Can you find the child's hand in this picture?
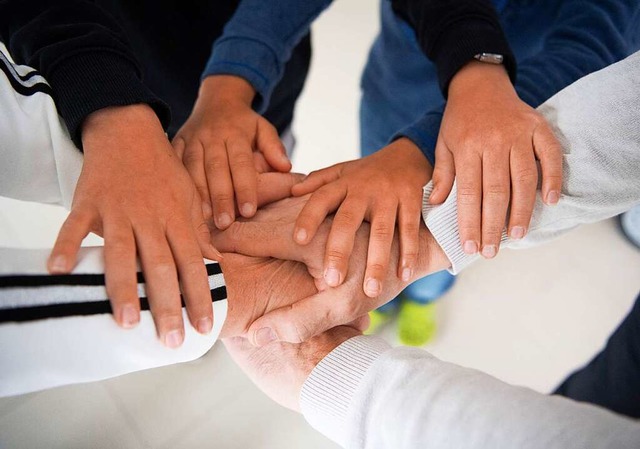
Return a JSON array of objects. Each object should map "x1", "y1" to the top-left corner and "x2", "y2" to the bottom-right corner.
[
  {"x1": 291, "y1": 138, "x2": 432, "y2": 298},
  {"x1": 172, "y1": 75, "x2": 292, "y2": 230},
  {"x1": 432, "y1": 61, "x2": 562, "y2": 259}
]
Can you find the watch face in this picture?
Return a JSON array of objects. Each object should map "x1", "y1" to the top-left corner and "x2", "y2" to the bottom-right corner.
[{"x1": 474, "y1": 53, "x2": 504, "y2": 64}]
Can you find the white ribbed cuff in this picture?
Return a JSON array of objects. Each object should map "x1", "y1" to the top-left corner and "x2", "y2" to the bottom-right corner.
[
  {"x1": 422, "y1": 181, "x2": 508, "y2": 274},
  {"x1": 300, "y1": 336, "x2": 392, "y2": 446}
]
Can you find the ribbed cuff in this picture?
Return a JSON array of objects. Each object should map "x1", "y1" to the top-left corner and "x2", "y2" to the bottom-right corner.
[
  {"x1": 300, "y1": 336, "x2": 391, "y2": 446},
  {"x1": 48, "y1": 51, "x2": 170, "y2": 149},
  {"x1": 393, "y1": 110, "x2": 443, "y2": 166},
  {"x1": 203, "y1": 37, "x2": 281, "y2": 114},
  {"x1": 432, "y1": 21, "x2": 516, "y2": 96},
  {"x1": 422, "y1": 181, "x2": 507, "y2": 274}
]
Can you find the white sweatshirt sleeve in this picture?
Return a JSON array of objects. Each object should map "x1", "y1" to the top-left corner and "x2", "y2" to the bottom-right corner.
[
  {"x1": 423, "y1": 50, "x2": 640, "y2": 274},
  {"x1": 301, "y1": 336, "x2": 640, "y2": 448},
  {"x1": 0, "y1": 247, "x2": 227, "y2": 397}
]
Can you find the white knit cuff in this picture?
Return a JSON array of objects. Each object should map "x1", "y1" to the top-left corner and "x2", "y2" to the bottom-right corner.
[
  {"x1": 300, "y1": 335, "x2": 392, "y2": 446},
  {"x1": 422, "y1": 181, "x2": 508, "y2": 274}
]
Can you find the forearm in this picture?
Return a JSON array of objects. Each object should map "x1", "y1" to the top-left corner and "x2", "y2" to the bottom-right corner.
[
  {"x1": 203, "y1": 0, "x2": 332, "y2": 112},
  {"x1": 0, "y1": 0, "x2": 170, "y2": 148},
  {"x1": 424, "y1": 51, "x2": 640, "y2": 273},
  {"x1": 301, "y1": 336, "x2": 640, "y2": 448},
  {"x1": 0, "y1": 247, "x2": 226, "y2": 396},
  {"x1": 391, "y1": 0, "x2": 516, "y2": 95}
]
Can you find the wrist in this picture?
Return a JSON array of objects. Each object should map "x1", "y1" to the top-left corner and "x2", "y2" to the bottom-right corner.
[
  {"x1": 415, "y1": 223, "x2": 450, "y2": 280},
  {"x1": 218, "y1": 254, "x2": 246, "y2": 338},
  {"x1": 199, "y1": 75, "x2": 256, "y2": 108},
  {"x1": 81, "y1": 104, "x2": 162, "y2": 154},
  {"x1": 448, "y1": 60, "x2": 513, "y2": 98}
]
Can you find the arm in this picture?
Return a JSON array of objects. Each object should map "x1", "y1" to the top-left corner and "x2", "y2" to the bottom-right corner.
[
  {"x1": 0, "y1": 239, "x2": 317, "y2": 397},
  {"x1": 222, "y1": 328, "x2": 640, "y2": 448},
  {"x1": 0, "y1": 0, "x2": 170, "y2": 148},
  {"x1": 397, "y1": 0, "x2": 638, "y2": 259},
  {"x1": 426, "y1": 50, "x2": 640, "y2": 273},
  {"x1": 300, "y1": 335, "x2": 640, "y2": 448},
  {"x1": 0, "y1": 0, "x2": 221, "y2": 345}
]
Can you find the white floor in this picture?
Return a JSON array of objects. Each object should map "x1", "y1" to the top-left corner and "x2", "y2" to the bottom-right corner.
[{"x1": 1, "y1": 1, "x2": 640, "y2": 448}]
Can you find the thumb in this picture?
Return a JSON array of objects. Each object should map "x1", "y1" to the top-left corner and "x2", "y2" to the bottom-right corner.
[
  {"x1": 256, "y1": 172, "x2": 306, "y2": 207},
  {"x1": 429, "y1": 138, "x2": 455, "y2": 205},
  {"x1": 247, "y1": 285, "x2": 374, "y2": 346},
  {"x1": 212, "y1": 220, "x2": 304, "y2": 262},
  {"x1": 256, "y1": 118, "x2": 291, "y2": 172}
]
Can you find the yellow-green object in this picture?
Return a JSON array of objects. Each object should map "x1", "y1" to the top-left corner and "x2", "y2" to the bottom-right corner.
[
  {"x1": 365, "y1": 309, "x2": 394, "y2": 335},
  {"x1": 398, "y1": 301, "x2": 437, "y2": 346}
]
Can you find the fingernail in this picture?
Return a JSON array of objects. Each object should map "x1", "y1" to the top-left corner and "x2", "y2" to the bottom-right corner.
[
  {"x1": 255, "y1": 327, "x2": 277, "y2": 346},
  {"x1": 402, "y1": 268, "x2": 412, "y2": 282},
  {"x1": 295, "y1": 228, "x2": 308, "y2": 243},
  {"x1": 196, "y1": 317, "x2": 212, "y2": 334},
  {"x1": 482, "y1": 245, "x2": 496, "y2": 259},
  {"x1": 217, "y1": 213, "x2": 232, "y2": 228},
  {"x1": 241, "y1": 203, "x2": 255, "y2": 217},
  {"x1": 463, "y1": 241, "x2": 478, "y2": 254},
  {"x1": 324, "y1": 267, "x2": 341, "y2": 287},
  {"x1": 49, "y1": 255, "x2": 68, "y2": 273},
  {"x1": 202, "y1": 202, "x2": 212, "y2": 218},
  {"x1": 164, "y1": 329, "x2": 184, "y2": 349},
  {"x1": 365, "y1": 278, "x2": 381, "y2": 297},
  {"x1": 511, "y1": 226, "x2": 525, "y2": 240},
  {"x1": 547, "y1": 190, "x2": 560, "y2": 205},
  {"x1": 120, "y1": 305, "x2": 139, "y2": 329},
  {"x1": 280, "y1": 153, "x2": 290, "y2": 164}
]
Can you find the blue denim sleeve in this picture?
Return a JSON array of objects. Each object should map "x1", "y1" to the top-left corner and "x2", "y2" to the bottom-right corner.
[
  {"x1": 393, "y1": 106, "x2": 443, "y2": 167},
  {"x1": 202, "y1": 0, "x2": 333, "y2": 113},
  {"x1": 514, "y1": 0, "x2": 640, "y2": 108}
]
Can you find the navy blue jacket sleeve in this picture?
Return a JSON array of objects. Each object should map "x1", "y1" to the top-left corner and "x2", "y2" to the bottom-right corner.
[
  {"x1": 203, "y1": 0, "x2": 516, "y2": 112},
  {"x1": 203, "y1": 0, "x2": 333, "y2": 113},
  {"x1": 397, "y1": 0, "x2": 640, "y2": 165}
]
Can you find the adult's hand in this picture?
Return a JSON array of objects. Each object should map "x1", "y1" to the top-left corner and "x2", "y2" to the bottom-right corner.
[
  {"x1": 172, "y1": 75, "x2": 291, "y2": 229},
  {"x1": 432, "y1": 61, "x2": 562, "y2": 258},
  {"x1": 213, "y1": 195, "x2": 450, "y2": 346},
  {"x1": 223, "y1": 326, "x2": 360, "y2": 411},
  {"x1": 48, "y1": 104, "x2": 220, "y2": 348}
]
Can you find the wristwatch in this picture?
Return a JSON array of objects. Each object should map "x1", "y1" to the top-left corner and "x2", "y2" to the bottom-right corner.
[{"x1": 473, "y1": 52, "x2": 504, "y2": 65}]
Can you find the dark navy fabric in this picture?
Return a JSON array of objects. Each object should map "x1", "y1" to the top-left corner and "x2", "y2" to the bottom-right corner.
[{"x1": 554, "y1": 292, "x2": 640, "y2": 419}]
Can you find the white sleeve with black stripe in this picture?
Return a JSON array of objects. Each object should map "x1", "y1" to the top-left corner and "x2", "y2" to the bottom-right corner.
[{"x1": 0, "y1": 247, "x2": 227, "y2": 397}]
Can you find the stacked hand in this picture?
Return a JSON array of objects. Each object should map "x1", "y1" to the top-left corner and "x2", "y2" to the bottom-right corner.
[
  {"x1": 291, "y1": 138, "x2": 432, "y2": 298},
  {"x1": 172, "y1": 75, "x2": 292, "y2": 229},
  {"x1": 433, "y1": 61, "x2": 562, "y2": 258},
  {"x1": 48, "y1": 104, "x2": 221, "y2": 348},
  {"x1": 213, "y1": 193, "x2": 450, "y2": 346}
]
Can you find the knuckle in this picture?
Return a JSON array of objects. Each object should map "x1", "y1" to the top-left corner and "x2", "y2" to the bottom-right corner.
[
  {"x1": 514, "y1": 168, "x2": 538, "y2": 187},
  {"x1": 367, "y1": 262, "x2": 386, "y2": 274},
  {"x1": 484, "y1": 184, "x2": 510, "y2": 200},
  {"x1": 212, "y1": 192, "x2": 234, "y2": 205},
  {"x1": 150, "y1": 260, "x2": 177, "y2": 278},
  {"x1": 372, "y1": 223, "x2": 393, "y2": 240},
  {"x1": 457, "y1": 186, "x2": 480, "y2": 205},
  {"x1": 326, "y1": 248, "x2": 347, "y2": 264},
  {"x1": 180, "y1": 258, "x2": 206, "y2": 277}
]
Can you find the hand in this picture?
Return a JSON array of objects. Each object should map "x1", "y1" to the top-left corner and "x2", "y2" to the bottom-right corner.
[
  {"x1": 48, "y1": 104, "x2": 220, "y2": 348},
  {"x1": 212, "y1": 195, "x2": 450, "y2": 346},
  {"x1": 291, "y1": 138, "x2": 432, "y2": 297},
  {"x1": 172, "y1": 75, "x2": 291, "y2": 230},
  {"x1": 223, "y1": 326, "x2": 361, "y2": 411},
  {"x1": 432, "y1": 61, "x2": 562, "y2": 259}
]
